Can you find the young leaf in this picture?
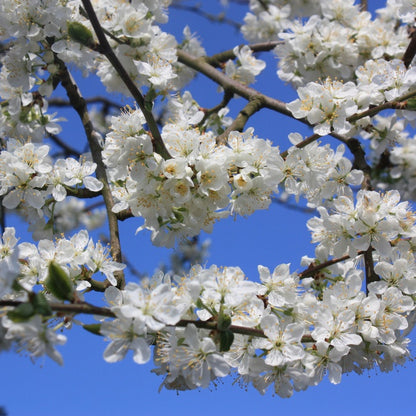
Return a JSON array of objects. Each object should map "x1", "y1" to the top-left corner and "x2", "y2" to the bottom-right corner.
[
  {"x1": 32, "y1": 292, "x2": 52, "y2": 317},
  {"x1": 83, "y1": 323, "x2": 103, "y2": 336},
  {"x1": 45, "y1": 262, "x2": 75, "y2": 302},
  {"x1": 67, "y1": 21, "x2": 94, "y2": 48},
  {"x1": 219, "y1": 329, "x2": 234, "y2": 352},
  {"x1": 7, "y1": 302, "x2": 35, "y2": 323}
]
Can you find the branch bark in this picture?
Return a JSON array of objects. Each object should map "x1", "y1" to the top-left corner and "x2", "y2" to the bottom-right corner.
[
  {"x1": 53, "y1": 57, "x2": 125, "y2": 288},
  {"x1": 80, "y1": 0, "x2": 171, "y2": 160}
]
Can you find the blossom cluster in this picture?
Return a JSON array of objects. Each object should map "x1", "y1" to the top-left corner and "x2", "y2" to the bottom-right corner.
[
  {"x1": 243, "y1": 0, "x2": 408, "y2": 86},
  {"x1": 12, "y1": 228, "x2": 125, "y2": 292},
  {"x1": 308, "y1": 189, "x2": 416, "y2": 258},
  {"x1": 3, "y1": 190, "x2": 414, "y2": 393},
  {"x1": 2, "y1": 188, "x2": 416, "y2": 394},
  {"x1": 100, "y1": 250, "x2": 415, "y2": 396},
  {"x1": 92, "y1": 188, "x2": 416, "y2": 396},
  {"x1": 224, "y1": 45, "x2": 266, "y2": 86},
  {"x1": 2, "y1": 0, "x2": 416, "y2": 400},
  {"x1": 103, "y1": 103, "x2": 363, "y2": 246},
  {"x1": 103, "y1": 106, "x2": 285, "y2": 246},
  {"x1": 0, "y1": 139, "x2": 104, "y2": 239},
  {"x1": 287, "y1": 59, "x2": 416, "y2": 136},
  {"x1": 0, "y1": 0, "x2": 204, "y2": 149}
]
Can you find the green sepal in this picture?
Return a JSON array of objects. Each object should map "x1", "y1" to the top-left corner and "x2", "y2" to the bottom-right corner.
[
  {"x1": 219, "y1": 329, "x2": 234, "y2": 352},
  {"x1": 67, "y1": 21, "x2": 94, "y2": 48},
  {"x1": 32, "y1": 292, "x2": 52, "y2": 317},
  {"x1": 11, "y1": 279, "x2": 25, "y2": 293},
  {"x1": 7, "y1": 302, "x2": 35, "y2": 322},
  {"x1": 45, "y1": 262, "x2": 75, "y2": 301},
  {"x1": 406, "y1": 97, "x2": 416, "y2": 110},
  {"x1": 195, "y1": 298, "x2": 204, "y2": 309},
  {"x1": 83, "y1": 323, "x2": 102, "y2": 336},
  {"x1": 217, "y1": 313, "x2": 232, "y2": 331},
  {"x1": 144, "y1": 88, "x2": 157, "y2": 112}
]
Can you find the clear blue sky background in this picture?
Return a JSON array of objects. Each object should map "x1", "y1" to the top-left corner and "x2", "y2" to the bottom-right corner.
[{"x1": 1, "y1": 2, "x2": 415, "y2": 415}]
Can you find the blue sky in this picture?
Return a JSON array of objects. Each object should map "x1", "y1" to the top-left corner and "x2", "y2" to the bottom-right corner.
[{"x1": 1, "y1": 2, "x2": 416, "y2": 415}]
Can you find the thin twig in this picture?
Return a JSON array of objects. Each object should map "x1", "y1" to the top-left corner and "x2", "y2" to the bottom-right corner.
[
  {"x1": 271, "y1": 196, "x2": 316, "y2": 214},
  {"x1": 216, "y1": 96, "x2": 265, "y2": 144},
  {"x1": 299, "y1": 254, "x2": 354, "y2": 279},
  {"x1": 348, "y1": 89, "x2": 416, "y2": 123},
  {"x1": 198, "y1": 89, "x2": 233, "y2": 128},
  {"x1": 48, "y1": 133, "x2": 81, "y2": 158},
  {"x1": 280, "y1": 133, "x2": 321, "y2": 159},
  {"x1": 364, "y1": 246, "x2": 379, "y2": 293},
  {"x1": 171, "y1": 3, "x2": 241, "y2": 29},
  {"x1": 359, "y1": 0, "x2": 368, "y2": 12},
  {"x1": 48, "y1": 96, "x2": 122, "y2": 110},
  {"x1": 205, "y1": 40, "x2": 283, "y2": 67},
  {"x1": 177, "y1": 49, "x2": 291, "y2": 117}
]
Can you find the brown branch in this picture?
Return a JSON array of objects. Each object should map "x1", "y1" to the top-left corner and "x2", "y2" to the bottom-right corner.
[
  {"x1": 48, "y1": 96, "x2": 121, "y2": 110},
  {"x1": 299, "y1": 254, "x2": 354, "y2": 279},
  {"x1": 257, "y1": 0, "x2": 269, "y2": 11},
  {"x1": 48, "y1": 133, "x2": 81, "y2": 158},
  {"x1": 216, "y1": 95, "x2": 265, "y2": 144},
  {"x1": 0, "y1": 300, "x2": 116, "y2": 318},
  {"x1": 116, "y1": 207, "x2": 133, "y2": 221},
  {"x1": 342, "y1": 136, "x2": 373, "y2": 190},
  {"x1": 364, "y1": 246, "x2": 380, "y2": 293},
  {"x1": 177, "y1": 49, "x2": 292, "y2": 117},
  {"x1": 403, "y1": 26, "x2": 416, "y2": 68},
  {"x1": 280, "y1": 132, "x2": 321, "y2": 159},
  {"x1": 80, "y1": 0, "x2": 171, "y2": 160},
  {"x1": 271, "y1": 196, "x2": 316, "y2": 214},
  {"x1": 0, "y1": 300, "x2": 314, "y2": 343},
  {"x1": 53, "y1": 56, "x2": 124, "y2": 288},
  {"x1": 199, "y1": 89, "x2": 234, "y2": 128},
  {"x1": 205, "y1": 40, "x2": 283, "y2": 67},
  {"x1": 64, "y1": 187, "x2": 101, "y2": 198},
  {"x1": 348, "y1": 89, "x2": 416, "y2": 124},
  {"x1": 177, "y1": 49, "x2": 366, "y2": 148},
  {"x1": 359, "y1": 0, "x2": 368, "y2": 12}
]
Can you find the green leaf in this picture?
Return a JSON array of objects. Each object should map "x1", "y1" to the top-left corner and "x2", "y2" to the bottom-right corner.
[
  {"x1": 83, "y1": 323, "x2": 102, "y2": 336},
  {"x1": 406, "y1": 97, "x2": 416, "y2": 110},
  {"x1": 217, "y1": 313, "x2": 232, "y2": 331},
  {"x1": 32, "y1": 292, "x2": 52, "y2": 317},
  {"x1": 67, "y1": 21, "x2": 94, "y2": 48},
  {"x1": 7, "y1": 302, "x2": 35, "y2": 322},
  {"x1": 11, "y1": 279, "x2": 25, "y2": 293},
  {"x1": 45, "y1": 262, "x2": 75, "y2": 301},
  {"x1": 219, "y1": 329, "x2": 234, "y2": 352}
]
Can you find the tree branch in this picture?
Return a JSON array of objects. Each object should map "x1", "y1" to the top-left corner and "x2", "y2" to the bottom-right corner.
[
  {"x1": 48, "y1": 96, "x2": 121, "y2": 110},
  {"x1": 53, "y1": 56, "x2": 124, "y2": 288},
  {"x1": 359, "y1": 0, "x2": 368, "y2": 12},
  {"x1": 216, "y1": 95, "x2": 265, "y2": 144},
  {"x1": 48, "y1": 133, "x2": 81, "y2": 158},
  {"x1": 80, "y1": 0, "x2": 171, "y2": 160},
  {"x1": 177, "y1": 49, "x2": 292, "y2": 117},
  {"x1": 0, "y1": 300, "x2": 315, "y2": 343},
  {"x1": 205, "y1": 40, "x2": 282, "y2": 67},
  {"x1": 171, "y1": 2, "x2": 241, "y2": 29},
  {"x1": 347, "y1": 89, "x2": 416, "y2": 124},
  {"x1": 364, "y1": 246, "x2": 379, "y2": 294},
  {"x1": 280, "y1": 132, "x2": 321, "y2": 159},
  {"x1": 199, "y1": 89, "x2": 233, "y2": 128},
  {"x1": 403, "y1": 26, "x2": 416, "y2": 68}
]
